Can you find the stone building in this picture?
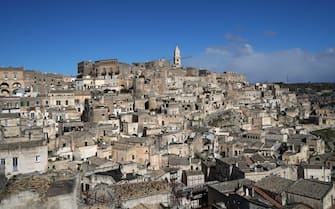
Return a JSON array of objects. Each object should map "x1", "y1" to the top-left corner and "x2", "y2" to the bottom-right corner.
[
  {"x1": 111, "y1": 137, "x2": 151, "y2": 165},
  {"x1": 77, "y1": 59, "x2": 119, "y2": 79},
  {"x1": 0, "y1": 67, "x2": 73, "y2": 96},
  {"x1": 48, "y1": 90, "x2": 75, "y2": 108},
  {"x1": 24, "y1": 70, "x2": 73, "y2": 94},
  {"x1": 1, "y1": 46, "x2": 334, "y2": 209},
  {"x1": 298, "y1": 164, "x2": 331, "y2": 182},
  {"x1": 285, "y1": 179, "x2": 335, "y2": 209},
  {"x1": 181, "y1": 170, "x2": 205, "y2": 187},
  {"x1": 133, "y1": 59, "x2": 171, "y2": 70},
  {"x1": 0, "y1": 67, "x2": 25, "y2": 96},
  {"x1": 0, "y1": 139, "x2": 48, "y2": 177},
  {"x1": 207, "y1": 179, "x2": 265, "y2": 209}
]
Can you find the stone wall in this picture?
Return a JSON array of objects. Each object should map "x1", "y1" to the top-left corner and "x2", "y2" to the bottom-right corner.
[{"x1": 122, "y1": 192, "x2": 170, "y2": 208}]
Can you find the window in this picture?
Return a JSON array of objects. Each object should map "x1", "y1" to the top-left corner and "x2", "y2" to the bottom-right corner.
[
  {"x1": 0, "y1": 159, "x2": 5, "y2": 166},
  {"x1": 35, "y1": 155, "x2": 40, "y2": 163},
  {"x1": 36, "y1": 101, "x2": 40, "y2": 106},
  {"x1": 20, "y1": 101, "x2": 24, "y2": 107},
  {"x1": 13, "y1": 157, "x2": 18, "y2": 171},
  {"x1": 56, "y1": 100, "x2": 61, "y2": 105},
  {"x1": 85, "y1": 184, "x2": 90, "y2": 191},
  {"x1": 65, "y1": 100, "x2": 69, "y2": 105},
  {"x1": 26, "y1": 101, "x2": 30, "y2": 106}
]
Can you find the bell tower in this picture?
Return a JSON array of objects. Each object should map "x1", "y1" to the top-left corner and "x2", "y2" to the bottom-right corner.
[{"x1": 174, "y1": 45, "x2": 181, "y2": 68}]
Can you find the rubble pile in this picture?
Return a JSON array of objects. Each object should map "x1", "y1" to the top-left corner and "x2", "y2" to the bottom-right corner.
[
  {"x1": 7, "y1": 176, "x2": 51, "y2": 195},
  {"x1": 113, "y1": 181, "x2": 169, "y2": 200},
  {"x1": 82, "y1": 204, "x2": 111, "y2": 209}
]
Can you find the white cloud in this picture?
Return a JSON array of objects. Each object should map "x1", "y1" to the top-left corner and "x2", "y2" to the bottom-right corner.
[
  {"x1": 206, "y1": 43, "x2": 254, "y2": 58},
  {"x1": 185, "y1": 44, "x2": 335, "y2": 83},
  {"x1": 239, "y1": 44, "x2": 254, "y2": 56},
  {"x1": 205, "y1": 47, "x2": 231, "y2": 56}
]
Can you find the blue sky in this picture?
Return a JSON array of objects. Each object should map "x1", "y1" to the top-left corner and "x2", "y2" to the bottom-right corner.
[{"x1": 1, "y1": 0, "x2": 335, "y2": 82}]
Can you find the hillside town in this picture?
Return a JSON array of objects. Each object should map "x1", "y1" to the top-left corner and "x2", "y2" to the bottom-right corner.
[{"x1": 0, "y1": 46, "x2": 335, "y2": 209}]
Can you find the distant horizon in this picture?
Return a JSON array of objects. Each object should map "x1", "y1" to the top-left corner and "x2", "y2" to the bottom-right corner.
[
  {"x1": 2, "y1": 60, "x2": 335, "y2": 85},
  {"x1": 1, "y1": 0, "x2": 334, "y2": 82}
]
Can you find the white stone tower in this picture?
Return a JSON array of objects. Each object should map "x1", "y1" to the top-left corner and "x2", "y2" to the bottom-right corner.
[{"x1": 174, "y1": 45, "x2": 181, "y2": 68}]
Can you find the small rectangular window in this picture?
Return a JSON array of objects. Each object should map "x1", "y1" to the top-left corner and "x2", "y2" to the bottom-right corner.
[
  {"x1": 13, "y1": 157, "x2": 18, "y2": 171},
  {"x1": 0, "y1": 159, "x2": 5, "y2": 165},
  {"x1": 35, "y1": 155, "x2": 40, "y2": 163}
]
